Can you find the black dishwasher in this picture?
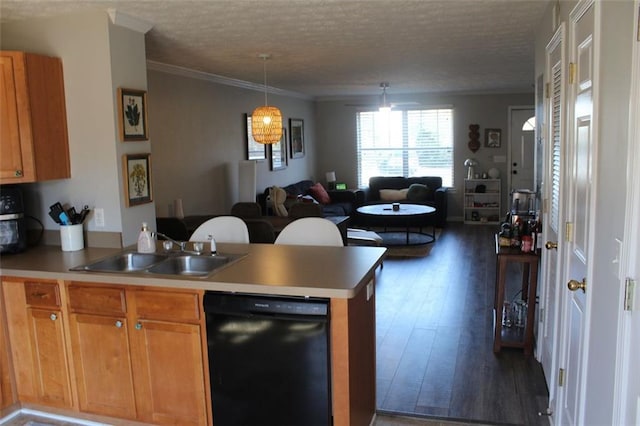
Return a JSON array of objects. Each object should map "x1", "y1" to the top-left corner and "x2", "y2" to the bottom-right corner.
[{"x1": 203, "y1": 292, "x2": 331, "y2": 426}]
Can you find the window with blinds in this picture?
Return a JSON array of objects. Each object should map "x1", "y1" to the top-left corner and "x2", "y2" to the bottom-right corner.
[{"x1": 356, "y1": 109, "x2": 454, "y2": 188}]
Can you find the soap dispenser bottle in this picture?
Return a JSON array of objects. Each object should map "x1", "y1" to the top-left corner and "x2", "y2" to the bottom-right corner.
[{"x1": 137, "y1": 222, "x2": 156, "y2": 253}]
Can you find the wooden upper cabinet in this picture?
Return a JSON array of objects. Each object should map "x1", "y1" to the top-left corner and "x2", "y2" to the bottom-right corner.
[{"x1": 0, "y1": 51, "x2": 70, "y2": 184}]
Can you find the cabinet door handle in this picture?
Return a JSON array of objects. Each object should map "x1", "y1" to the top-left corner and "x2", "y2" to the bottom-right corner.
[
  {"x1": 135, "y1": 322, "x2": 142, "y2": 330},
  {"x1": 31, "y1": 292, "x2": 48, "y2": 298},
  {"x1": 115, "y1": 320, "x2": 123, "y2": 328},
  {"x1": 50, "y1": 313, "x2": 57, "y2": 321},
  {"x1": 15, "y1": 170, "x2": 22, "y2": 177}
]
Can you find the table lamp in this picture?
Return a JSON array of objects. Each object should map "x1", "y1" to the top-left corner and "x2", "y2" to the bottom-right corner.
[
  {"x1": 464, "y1": 159, "x2": 478, "y2": 180},
  {"x1": 326, "y1": 171, "x2": 336, "y2": 190}
]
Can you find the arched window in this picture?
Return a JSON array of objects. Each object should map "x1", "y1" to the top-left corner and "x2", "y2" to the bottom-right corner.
[{"x1": 522, "y1": 116, "x2": 536, "y2": 131}]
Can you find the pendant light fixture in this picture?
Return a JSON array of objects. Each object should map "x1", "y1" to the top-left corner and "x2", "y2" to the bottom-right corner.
[
  {"x1": 252, "y1": 54, "x2": 282, "y2": 144},
  {"x1": 379, "y1": 82, "x2": 392, "y2": 113}
]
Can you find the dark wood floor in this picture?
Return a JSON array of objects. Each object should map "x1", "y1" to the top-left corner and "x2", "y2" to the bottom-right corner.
[{"x1": 374, "y1": 222, "x2": 549, "y2": 425}]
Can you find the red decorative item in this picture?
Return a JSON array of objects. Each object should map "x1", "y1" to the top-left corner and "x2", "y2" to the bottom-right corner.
[{"x1": 468, "y1": 124, "x2": 480, "y2": 153}]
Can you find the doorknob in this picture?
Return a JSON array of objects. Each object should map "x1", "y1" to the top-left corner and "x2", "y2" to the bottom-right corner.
[
  {"x1": 567, "y1": 278, "x2": 586, "y2": 293},
  {"x1": 545, "y1": 241, "x2": 558, "y2": 250}
]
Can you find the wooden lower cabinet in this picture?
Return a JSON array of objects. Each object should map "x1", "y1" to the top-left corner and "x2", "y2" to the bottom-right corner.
[
  {"x1": 0, "y1": 287, "x2": 16, "y2": 411},
  {"x1": 68, "y1": 313, "x2": 137, "y2": 418},
  {"x1": 1, "y1": 278, "x2": 72, "y2": 408},
  {"x1": 130, "y1": 319, "x2": 208, "y2": 425},
  {"x1": 67, "y1": 283, "x2": 209, "y2": 425},
  {"x1": 26, "y1": 307, "x2": 73, "y2": 407}
]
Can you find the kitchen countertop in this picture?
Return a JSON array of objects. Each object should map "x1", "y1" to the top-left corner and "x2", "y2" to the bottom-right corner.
[{"x1": 0, "y1": 243, "x2": 386, "y2": 299}]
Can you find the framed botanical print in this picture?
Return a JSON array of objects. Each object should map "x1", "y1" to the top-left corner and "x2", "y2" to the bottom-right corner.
[
  {"x1": 118, "y1": 88, "x2": 149, "y2": 141},
  {"x1": 289, "y1": 118, "x2": 305, "y2": 158},
  {"x1": 123, "y1": 153, "x2": 152, "y2": 206},
  {"x1": 245, "y1": 114, "x2": 267, "y2": 161},
  {"x1": 269, "y1": 129, "x2": 288, "y2": 171}
]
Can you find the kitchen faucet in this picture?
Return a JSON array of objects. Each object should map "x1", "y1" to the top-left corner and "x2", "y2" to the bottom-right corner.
[{"x1": 154, "y1": 232, "x2": 187, "y2": 251}]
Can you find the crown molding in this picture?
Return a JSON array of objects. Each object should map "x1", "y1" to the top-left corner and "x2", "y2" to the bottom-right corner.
[
  {"x1": 146, "y1": 60, "x2": 314, "y2": 100},
  {"x1": 108, "y1": 9, "x2": 153, "y2": 34}
]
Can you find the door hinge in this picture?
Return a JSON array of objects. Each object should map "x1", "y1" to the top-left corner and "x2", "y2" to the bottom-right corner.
[
  {"x1": 565, "y1": 222, "x2": 573, "y2": 242},
  {"x1": 637, "y1": 5, "x2": 640, "y2": 41},
  {"x1": 558, "y1": 368, "x2": 565, "y2": 387},
  {"x1": 624, "y1": 278, "x2": 636, "y2": 311},
  {"x1": 545, "y1": 82, "x2": 551, "y2": 99},
  {"x1": 539, "y1": 307, "x2": 545, "y2": 323},
  {"x1": 569, "y1": 62, "x2": 576, "y2": 84}
]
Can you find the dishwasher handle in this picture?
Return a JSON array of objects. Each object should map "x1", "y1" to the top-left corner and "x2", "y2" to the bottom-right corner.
[{"x1": 204, "y1": 292, "x2": 329, "y2": 317}]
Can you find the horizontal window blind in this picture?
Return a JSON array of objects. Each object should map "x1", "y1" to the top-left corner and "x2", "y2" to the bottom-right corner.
[{"x1": 356, "y1": 109, "x2": 453, "y2": 188}]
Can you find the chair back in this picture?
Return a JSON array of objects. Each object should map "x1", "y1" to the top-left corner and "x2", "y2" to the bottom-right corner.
[
  {"x1": 274, "y1": 217, "x2": 344, "y2": 246},
  {"x1": 245, "y1": 219, "x2": 276, "y2": 243},
  {"x1": 288, "y1": 202, "x2": 323, "y2": 219},
  {"x1": 189, "y1": 216, "x2": 250, "y2": 243},
  {"x1": 231, "y1": 202, "x2": 262, "y2": 218},
  {"x1": 155, "y1": 217, "x2": 190, "y2": 241}
]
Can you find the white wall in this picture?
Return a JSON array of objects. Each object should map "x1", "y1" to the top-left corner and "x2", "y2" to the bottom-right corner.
[
  {"x1": 108, "y1": 19, "x2": 155, "y2": 246},
  {"x1": 315, "y1": 92, "x2": 534, "y2": 220},
  {"x1": 147, "y1": 68, "x2": 317, "y2": 217},
  {"x1": 585, "y1": 1, "x2": 634, "y2": 423},
  {"x1": 1, "y1": 11, "x2": 153, "y2": 247}
]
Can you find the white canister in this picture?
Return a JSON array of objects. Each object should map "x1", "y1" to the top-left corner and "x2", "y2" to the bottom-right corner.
[{"x1": 60, "y1": 224, "x2": 84, "y2": 251}]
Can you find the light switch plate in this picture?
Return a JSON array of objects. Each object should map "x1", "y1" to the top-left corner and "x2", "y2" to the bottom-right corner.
[{"x1": 94, "y1": 208, "x2": 105, "y2": 227}]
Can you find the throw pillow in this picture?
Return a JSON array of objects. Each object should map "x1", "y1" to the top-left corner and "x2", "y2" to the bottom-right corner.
[
  {"x1": 379, "y1": 188, "x2": 409, "y2": 201},
  {"x1": 308, "y1": 182, "x2": 331, "y2": 204},
  {"x1": 269, "y1": 186, "x2": 288, "y2": 217},
  {"x1": 406, "y1": 183, "x2": 433, "y2": 202}
]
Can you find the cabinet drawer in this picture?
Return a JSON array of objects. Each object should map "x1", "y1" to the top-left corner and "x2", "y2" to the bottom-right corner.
[
  {"x1": 24, "y1": 281, "x2": 60, "y2": 307},
  {"x1": 135, "y1": 290, "x2": 200, "y2": 322},
  {"x1": 67, "y1": 284, "x2": 126, "y2": 315}
]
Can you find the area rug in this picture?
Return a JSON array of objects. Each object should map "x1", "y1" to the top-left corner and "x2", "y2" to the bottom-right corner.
[{"x1": 379, "y1": 229, "x2": 441, "y2": 258}]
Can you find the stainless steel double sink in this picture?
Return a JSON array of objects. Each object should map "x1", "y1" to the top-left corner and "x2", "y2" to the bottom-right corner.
[{"x1": 71, "y1": 251, "x2": 246, "y2": 278}]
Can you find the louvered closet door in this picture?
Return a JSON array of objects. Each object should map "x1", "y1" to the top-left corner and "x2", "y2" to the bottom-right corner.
[{"x1": 539, "y1": 22, "x2": 565, "y2": 403}]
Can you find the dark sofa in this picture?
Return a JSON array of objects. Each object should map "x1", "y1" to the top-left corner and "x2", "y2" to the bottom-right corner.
[
  {"x1": 358, "y1": 176, "x2": 448, "y2": 227},
  {"x1": 257, "y1": 179, "x2": 364, "y2": 217}
]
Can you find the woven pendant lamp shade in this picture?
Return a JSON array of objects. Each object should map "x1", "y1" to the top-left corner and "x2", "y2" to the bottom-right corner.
[{"x1": 251, "y1": 106, "x2": 282, "y2": 144}]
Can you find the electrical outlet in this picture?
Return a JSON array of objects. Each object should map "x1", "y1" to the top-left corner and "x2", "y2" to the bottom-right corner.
[
  {"x1": 366, "y1": 281, "x2": 374, "y2": 301},
  {"x1": 94, "y1": 208, "x2": 105, "y2": 227}
]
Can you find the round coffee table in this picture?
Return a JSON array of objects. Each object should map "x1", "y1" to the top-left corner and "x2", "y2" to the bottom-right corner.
[{"x1": 356, "y1": 204, "x2": 436, "y2": 245}]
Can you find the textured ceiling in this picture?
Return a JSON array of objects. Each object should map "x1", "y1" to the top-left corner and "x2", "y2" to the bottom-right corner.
[{"x1": 0, "y1": 0, "x2": 549, "y2": 98}]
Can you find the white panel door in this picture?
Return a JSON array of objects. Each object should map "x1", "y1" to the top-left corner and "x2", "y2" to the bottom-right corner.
[
  {"x1": 509, "y1": 108, "x2": 535, "y2": 191},
  {"x1": 539, "y1": 23, "x2": 565, "y2": 410},
  {"x1": 558, "y1": 2, "x2": 595, "y2": 425}
]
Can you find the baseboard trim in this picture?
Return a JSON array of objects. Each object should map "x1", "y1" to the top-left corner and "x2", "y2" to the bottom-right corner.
[{"x1": 0, "y1": 408, "x2": 108, "y2": 425}]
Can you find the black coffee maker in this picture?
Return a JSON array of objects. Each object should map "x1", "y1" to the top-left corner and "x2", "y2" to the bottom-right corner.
[{"x1": 0, "y1": 186, "x2": 28, "y2": 254}]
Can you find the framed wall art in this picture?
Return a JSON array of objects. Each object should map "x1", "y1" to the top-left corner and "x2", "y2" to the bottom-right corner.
[
  {"x1": 245, "y1": 114, "x2": 267, "y2": 161},
  {"x1": 118, "y1": 88, "x2": 149, "y2": 141},
  {"x1": 289, "y1": 118, "x2": 305, "y2": 158},
  {"x1": 123, "y1": 153, "x2": 153, "y2": 206},
  {"x1": 485, "y1": 128, "x2": 502, "y2": 148},
  {"x1": 269, "y1": 129, "x2": 288, "y2": 171}
]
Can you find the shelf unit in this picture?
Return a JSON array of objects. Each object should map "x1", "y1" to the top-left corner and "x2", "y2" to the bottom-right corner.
[{"x1": 464, "y1": 179, "x2": 501, "y2": 224}]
